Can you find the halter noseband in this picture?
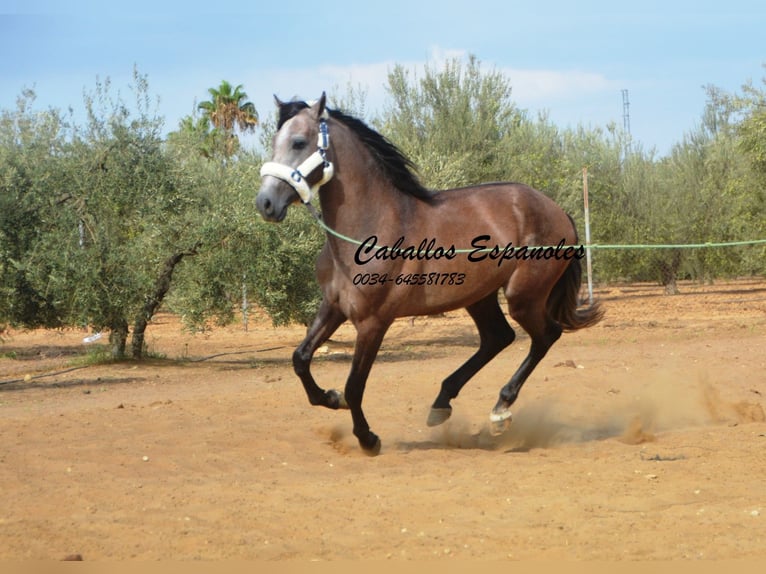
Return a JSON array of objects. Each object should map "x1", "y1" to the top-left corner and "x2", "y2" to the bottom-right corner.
[{"x1": 259, "y1": 111, "x2": 335, "y2": 204}]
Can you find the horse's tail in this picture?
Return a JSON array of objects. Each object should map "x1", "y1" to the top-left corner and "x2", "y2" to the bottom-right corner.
[{"x1": 546, "y1": 216, "x2": 604, "y2": 331}]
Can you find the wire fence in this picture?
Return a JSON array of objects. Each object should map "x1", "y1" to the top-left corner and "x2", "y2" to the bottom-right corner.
[
  {"x1": 582, "y1": 238, "x2": 766, "y2": 302},
  {"x1": 579, "y1": 168, "x2": 766, "y2": 301},
  {"x1": 588, "y1": 239, "x2": 766, "y2": 250}
]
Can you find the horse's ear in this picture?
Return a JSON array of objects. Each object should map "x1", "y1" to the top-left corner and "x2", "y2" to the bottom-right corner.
[
  {"x1": 273, "y1": 94, "x2": 285, "y2": 108},
  {"x1": 312, "y1": 92, "x2": 327, "y2": 118}
]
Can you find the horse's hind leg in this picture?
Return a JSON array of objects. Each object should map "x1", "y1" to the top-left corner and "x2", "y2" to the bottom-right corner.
[
  {"x1": 490, "y1": 294, "x2": 562, "y2": 435},
  {"x1": 293, "y1": 298, "x2": 348, "y2": 409},
  {"x1": 428, "y1": 292, "x2": 515, "y2": 426}
]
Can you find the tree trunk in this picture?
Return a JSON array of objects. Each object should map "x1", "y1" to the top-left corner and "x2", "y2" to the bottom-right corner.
[
  {"x1": 659, "y1": 250, "x2": 682, "y2": 295},
  {"x1": 131, "y1": 243, "x2": 200, "y2": 359},
  {"x1": 110, "y1": 317, "x2": 129, "y2": 359},
  {"x1": 242, "y1": 278, "x2": 249, "y2": 332}
]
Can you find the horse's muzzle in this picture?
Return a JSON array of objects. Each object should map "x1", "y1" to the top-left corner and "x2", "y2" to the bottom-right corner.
[{"x1": 256, "y1": 178, "x2": 295, "y2": 222}]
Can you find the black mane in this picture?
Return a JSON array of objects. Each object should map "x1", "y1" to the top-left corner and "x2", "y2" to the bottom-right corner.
[
  {"x1": 276, "y1": 100, "x2": 436, "y2": 202},
  {"x1": 276, "y1": 100, "x2": 309, "y2": 130}
]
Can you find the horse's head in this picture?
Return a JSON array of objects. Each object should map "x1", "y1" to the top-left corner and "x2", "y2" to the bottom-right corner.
[{"x1": 256, "y1": 93, "x2": 334, "y2": 222}]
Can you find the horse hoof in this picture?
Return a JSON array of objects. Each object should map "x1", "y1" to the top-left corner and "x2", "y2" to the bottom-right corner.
[
  {"x1": 489, "y1": 408, "x2": 512, "y2": 436},
  {"x1": 326, "y1": 389, "x2": 348, "y2": 409},
  {"x1": 361, "y1": 435, "x2": 382, "y2": 456},
  {"x1": 426, "y1": 407, "x2": 452, "y2": 427}
]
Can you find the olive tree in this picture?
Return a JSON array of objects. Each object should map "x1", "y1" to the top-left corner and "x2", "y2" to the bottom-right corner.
[{"x1": 378, "y1": 54, "x2": 523, "y2": 189}]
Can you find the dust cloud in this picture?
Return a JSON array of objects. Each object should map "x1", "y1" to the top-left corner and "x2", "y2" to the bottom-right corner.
[{"x1": 427, "y1": 375, "x2": 764, "y2": 452}]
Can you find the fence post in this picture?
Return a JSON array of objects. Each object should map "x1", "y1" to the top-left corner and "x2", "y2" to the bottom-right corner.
[{"x1": 582, "y1": 167, "x2": 594, "y2": 305}]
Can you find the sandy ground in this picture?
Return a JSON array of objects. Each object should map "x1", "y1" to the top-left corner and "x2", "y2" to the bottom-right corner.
[{"x1": 1, "y1": 279, "x2": 765, "y2": 561}]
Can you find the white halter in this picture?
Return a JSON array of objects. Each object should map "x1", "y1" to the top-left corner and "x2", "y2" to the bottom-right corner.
[{"x1": 259, "y1": 111, "x2": 335, "y2": 204}]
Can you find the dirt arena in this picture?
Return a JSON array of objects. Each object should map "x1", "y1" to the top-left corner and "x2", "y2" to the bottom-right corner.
[{"x1": 1, "y1": 279, "x2": 765, "y2": 560}]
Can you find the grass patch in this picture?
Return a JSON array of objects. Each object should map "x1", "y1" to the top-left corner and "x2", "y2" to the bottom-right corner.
[
  {"x1": 67, "y1": 345, "x2": 115, "y2": 367},
  {"x1": 143, "y1": 349, "x2": 167, "y2": 360}
]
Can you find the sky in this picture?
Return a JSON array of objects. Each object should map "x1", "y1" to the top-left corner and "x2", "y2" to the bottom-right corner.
[{"x1": 1, "y1": 0, "x2": 764, "y2": 156}]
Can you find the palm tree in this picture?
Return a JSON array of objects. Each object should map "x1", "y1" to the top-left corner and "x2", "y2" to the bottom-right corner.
[
  {"x1": 197, "y1": 81, "x2": 258, "y2": 157},
  {"x1": 197, "y1": 81, "x2": 259, "y2": 328}
]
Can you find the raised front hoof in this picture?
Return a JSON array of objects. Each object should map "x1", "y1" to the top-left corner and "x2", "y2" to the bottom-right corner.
[
  {"x1": 325, "y1": 389, "x2": 349, "y2": 410},
  {"x1": 489, "y1": 408, "x2": 512, "y2": 436},
  {"x1": 359, "y1": 433, "x2": 382, "y2": 456},
  {"x1": 426, "y1": 406, "x2": 452, "y2": 427}
]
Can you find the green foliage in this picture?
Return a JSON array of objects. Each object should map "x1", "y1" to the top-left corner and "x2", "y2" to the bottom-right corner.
[
  {"x1": 165, "y1": 153, "x2": 324, "y2": 329},
  {"x1": 245, "y1": 208, "x2": 324, "y2": 326},
  {"x1": 376, "y1": 55, "x2": 766, "y2": 288},
  {"x1": 379, "y1": 55, "x2": 523, "y2": 188},
  {"x1": 166, "y1": 114, "x2": 222, "y2": 159},
  {"x1": 0, "y1": 90, "x2": 69, "y2": 326},
  {"x1": 1, "y1": 72, "x2": 324, "y2": 355},
  {"x1": 734, "y1": 73, "x2": 766, "y2": 258},
  {"x1": 0, "y1": 72, "x2": 230, "y2": 357},
  {"x1": 68, "y1": 344, "x2": 115, "y2": 367},
  {"x1": 59, "y1": 72, "x2": 217, "y2": 355},
  {"x1": 739, "y1": 100, "x2": 766, "y2": 175}
]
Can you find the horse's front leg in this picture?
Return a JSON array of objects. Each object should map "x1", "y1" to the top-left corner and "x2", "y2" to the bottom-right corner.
[
  {"x1": 344, "y1": 319, "x2": 391, "y2": 455},
  {"x1": 293, "y1": 299, "x2": 348, "y2": 409}
]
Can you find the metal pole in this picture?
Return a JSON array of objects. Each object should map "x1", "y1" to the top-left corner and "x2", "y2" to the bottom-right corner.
[{"x1": 582, "y1": 167, "x2": 594, "y2": 305}]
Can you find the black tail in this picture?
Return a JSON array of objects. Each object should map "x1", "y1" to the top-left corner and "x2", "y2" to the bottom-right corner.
[
  {"x1": 547, "y1": 215, "x2": 603, "y2": 331},
  {"x1": 548, "y1": 256, "x2": 603, "y2": 331}
]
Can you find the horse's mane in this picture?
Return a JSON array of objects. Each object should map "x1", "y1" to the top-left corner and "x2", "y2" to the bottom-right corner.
[{"x1": 277, "y1": 100, "x2": 436, "y2": 202}]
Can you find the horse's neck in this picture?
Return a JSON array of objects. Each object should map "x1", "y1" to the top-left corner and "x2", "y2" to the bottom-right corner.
[{"x1": 318, "y1": 144, "x2": 411, "y2": 247}]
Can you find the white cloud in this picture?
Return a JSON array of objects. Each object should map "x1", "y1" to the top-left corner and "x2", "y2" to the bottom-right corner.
[{"x1": 501, "y1": 68, "x2": 617, "y2": 105}]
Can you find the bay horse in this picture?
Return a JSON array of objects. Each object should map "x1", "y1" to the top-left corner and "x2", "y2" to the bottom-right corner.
[{"x1": 257, "y1": 93, "x2": 602, "y2": 455}]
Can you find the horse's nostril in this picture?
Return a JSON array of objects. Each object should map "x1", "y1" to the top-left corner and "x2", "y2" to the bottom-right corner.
[{"x1": 257, "y1": 193, "x2": 273, "y2": 217}]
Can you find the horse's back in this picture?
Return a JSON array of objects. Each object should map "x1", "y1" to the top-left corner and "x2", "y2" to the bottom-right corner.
[{"x1": 420, "y1": 181, "x2": 576, "y2": 247}]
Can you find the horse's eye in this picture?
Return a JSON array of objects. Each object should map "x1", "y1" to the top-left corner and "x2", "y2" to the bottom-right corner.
[{"x1": 291, "y1": 138, "x2": 308, "y2": 151}]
